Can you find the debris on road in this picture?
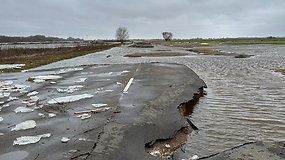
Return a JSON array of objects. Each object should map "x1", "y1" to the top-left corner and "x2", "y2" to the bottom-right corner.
[
  {"x1": 53, "y1": 67, "x2": 83, "y2": 74},
  {"x1": 13, "y1": 133, "x2": 51, "y2": 146},
  {"x1": 56, "y1": 85, "x2": 84, "y2": 93},
  {"x1": 61, "y1": 137, "x2": 70, "y2": 143},
  {"x1": 14, "y1": 107, "x2": 34, "y2": 113},
  {"x1": 48, "y1": 113, "x2": 56, "y2": 118},
  {"x1": 47, "y1": 94, "x2": 93, "y2": 104},
  {"x1": 74, "y1": 107, "x2": 111, "y2": 114},
  {"x1": 76, "y1": 113, "x2": 91, "y2": 120},
  {"x1": 0, "y1": 64, "x2": 25, "y2": 70},
  {"x1": 11, "y1": 120, "x2": 36, "y2": 131},
  {"x1": 38, "y1": 113, "x2": 45, "y2": 117},
  {"x1": 27, "y1": 91, "x2": 39, "y2": 96},
  {"x1": 75, "y1": 78, "x2": 87, "y2": 83},
  {"x1": 92, "y1": 104, "x2": 107, "y2": 108},
  {"x1": 28, "y1": 75, "x2": 62, "y2": 83}
]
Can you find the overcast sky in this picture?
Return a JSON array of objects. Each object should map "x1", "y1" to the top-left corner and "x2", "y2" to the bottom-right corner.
[{"x1": 1, "y1": 0, "x2": 285, "y2": 39}]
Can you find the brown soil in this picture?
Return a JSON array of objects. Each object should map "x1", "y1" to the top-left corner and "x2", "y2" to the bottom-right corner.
[
  {"x1": 145, "y1": 126, "x2": 193, "y2": 158},
  {"x1": 124, "y1": 52, "x2": 188, "y2": 57}
]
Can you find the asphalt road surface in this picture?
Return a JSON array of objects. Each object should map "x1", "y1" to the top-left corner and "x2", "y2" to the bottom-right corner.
[{"x1": 0, "y1": 63, "x2": 205, "y2": 160}]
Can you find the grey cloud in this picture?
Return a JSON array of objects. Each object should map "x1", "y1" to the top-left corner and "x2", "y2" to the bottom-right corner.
[{"x1": 1, "y1": 0, "x2": 285, "y2": 39}]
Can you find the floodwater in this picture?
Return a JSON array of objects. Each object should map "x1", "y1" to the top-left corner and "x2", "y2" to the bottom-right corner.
[
  {"x1": 0, "y1": 41, "x2": 95, "y2": 50},
  {"x1": 30, "y1": 44, "x2": 285, "y2": 158}
]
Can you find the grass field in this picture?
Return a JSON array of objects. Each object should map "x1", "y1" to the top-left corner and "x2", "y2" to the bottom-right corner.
[{"x1": 0, "y1": 43, "x2": 119, "y2": 72}]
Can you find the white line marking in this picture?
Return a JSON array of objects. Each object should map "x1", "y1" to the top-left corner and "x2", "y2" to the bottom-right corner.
[{"x1": 123, "y1": 78, "x2": 134, "y2": 93}]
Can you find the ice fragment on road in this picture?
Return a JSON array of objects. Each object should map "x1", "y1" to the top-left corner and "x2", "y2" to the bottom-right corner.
[
  {"x1": 27, "y1": 91, "x2": 39, "y2": 96},
  {"x1": 92, "y1": 104, "x2": 108, "y2": 108},
  {"x1": 3, "y1": 103, "x2": 9, "y2": 107},
  {"x1": 57, "y1": 85, "x2": 84, "y2": 93},
  {"x1": 13, "y1": 133, "x2": 51, "y2": 146},
  {"x1": 121, "y1": 70, "x2": 130, "y2": 74},
  {"x1": 28, "y1": 75, "x2": 62, "y2": 82},
  {"x1": 61, "y1": 137, "x2": 70, "y2": 143},
  {"x1": 38, "y1": 113, "x2": 45, "y2": 117},
  {"x1": 77, "y1": 113, "x2": 91, "y2": 120},
  {"x1": 56, "y1": 88, "x2": 64, "y2": 93},
  {"x1": 78, "y1": 137, "x2": 87, "y2": 141},
  {"x1": 11, "y1": 120, "x2": 36, "y2": 131},
  {"x1": 116, "y1": 82, "x2": 122, "y2": 85},
  {"x1": 14, "y1": 107, "x2": 34, "y2": 113},
  {"x1": 48, "y1": 113, "x2": 56, "y2": 118},
  {"x1": 0, "y1": 64, "x2": 25, "y2": 69},
  {"x1": 75, "y1": 78, "x2": 87, "y2": 83},
  {"x1": 191, "y1": 155, "x2": 199, "y2": 160},
  {"x1": 47, "y1": 94, "x2": 93, "y2": 104},
  {"x1": 54, "y1": 67, "x2": 83, "y2": 74},
  {"x1": 0, "y1": 117, "x2": 3, "y2": 122},
  {"x1": 7, "y1": 96, "x2": 19, "y2": 102}
]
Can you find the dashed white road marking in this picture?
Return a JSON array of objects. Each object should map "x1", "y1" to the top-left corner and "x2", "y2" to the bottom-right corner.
[{"x1": 123, "y1": 78, "x2": 134, "y2": 93}]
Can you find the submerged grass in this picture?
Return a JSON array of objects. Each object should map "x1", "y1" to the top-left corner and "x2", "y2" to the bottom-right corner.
[
  {"x1": 124, "y1": 52, "x2": 188, "y2": 57},
  {"x1": 169, "y1": 37, "x2": 285, "y2": 46},
  {"x1": 0, "y1": 43, "x2": 119, "y2": 72},
  {"x1": 187, "y1": 49, "x2": 221, "y2": 55}
]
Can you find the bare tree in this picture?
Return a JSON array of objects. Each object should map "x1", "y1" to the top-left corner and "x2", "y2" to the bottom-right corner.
[
  {"x1": 116, "y1": 27, "x2": 129, "y2": 43},
  {"x1": 162, "y1": 32, "x2": 173, "y2": 41}
]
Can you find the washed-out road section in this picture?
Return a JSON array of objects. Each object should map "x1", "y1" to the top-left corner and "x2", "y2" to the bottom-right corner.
[{"x1": 0, "y1": 63, "x2": 205, "y2": 160}]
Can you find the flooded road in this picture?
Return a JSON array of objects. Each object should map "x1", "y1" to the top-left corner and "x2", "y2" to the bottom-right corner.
[{"x1": 34, "y1": 44, "x2": 285, "y2": 158}]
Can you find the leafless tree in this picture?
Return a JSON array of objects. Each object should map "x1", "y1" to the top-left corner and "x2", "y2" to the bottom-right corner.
[
  {"x1": 162, "y1": 32, "x2": 173, "y2": 41},
  {"x1": 116, "y1": 27, "x2": 129, "y2": 43}
]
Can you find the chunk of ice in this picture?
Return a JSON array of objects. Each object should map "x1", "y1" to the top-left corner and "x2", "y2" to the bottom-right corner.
[
  {"x1": 13, "y1": 133, "x2": 51, "y2": 146},
  {"x1": 3, "y1": 103, "x2": 9, "y2": 107},
  {"x1": 14, "y1": 107, "x2": 34, "y2": 113},
  {"x1": 56, "y1": 85, "x2": 83, "y2": 93},
  {"x1": 61, "y1": 137, "x2": 70, "y2": 143},
  {"x1": 0, "y1": 116, "x2": 3, "y2": 122},
  {"x1": 47, "y1": 94, "x2": 93, "y2": 104},
  {"x1": 7, "y1": 96, "x2": 19, "y2": 102},
  {"x1": 11, "y1": 120, "x2": 36, "y2": 131},
  {"x1": 48, "y1": 113, "x2": 56, "y2": 118},
  {"x1": 38, "y1": 113, "x2": 45, "y2": 117},
  {"x1": 54, "y1": 67, "x2": 83, "y2": 74},
  {"x1": 0, "y1": 64, "x2": 25, "y2": 69},
  {"x1": 27, "y1": 91, "x2": 39, "y2": 96},
  {"x1": 75, "y1": 78, "x2": 87, "y2": 83},
  {"x1": 77, "y1": 113, "x2": 91, "y2": 120},
  {"x1": 29, "y1": 75, "x2": 62, "y2": 83},
  {"x1": 191, "y1": 155, "x2": 199, "y2": 160},
  {"x1": 92, "y1": 104, "x2": 108, "y2": 108}
]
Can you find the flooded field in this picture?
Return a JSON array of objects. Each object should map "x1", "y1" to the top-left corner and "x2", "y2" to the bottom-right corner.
[{"x1": 22, "y1": 44, "x2": 285, "y2": 158}]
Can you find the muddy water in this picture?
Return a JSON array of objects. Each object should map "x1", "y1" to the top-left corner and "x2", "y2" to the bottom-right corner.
[
  {"x1": 35, "y1": 44, "x2": 285, "y2": 158},
  {"x1": 180, "y1": 45, "x2": 285, "y2": 158}
]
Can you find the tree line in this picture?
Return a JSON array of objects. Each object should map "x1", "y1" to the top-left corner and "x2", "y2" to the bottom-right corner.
[{"x1": 0, "y1": 35, "x2": 84, "y2": 43}]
